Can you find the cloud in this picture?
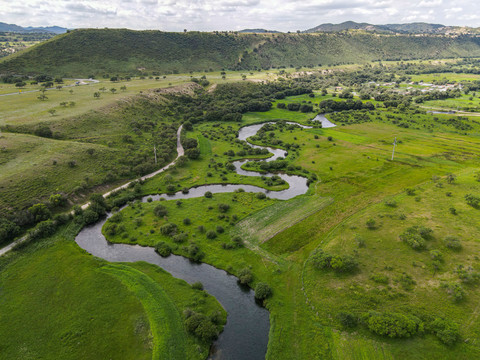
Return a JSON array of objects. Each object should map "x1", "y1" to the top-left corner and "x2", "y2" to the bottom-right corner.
[{"x1": 0, "y1": 0, "x2": 478, "y2": 31}]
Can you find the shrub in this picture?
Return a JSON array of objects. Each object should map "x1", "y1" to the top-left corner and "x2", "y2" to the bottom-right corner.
[
  {"x1": 191, "y1": 282, "x2": 204, "y2": 290},
  {"x1": 355, "y1": 234, "x2": 366, "y2": 248},
  {"x1": 444, "y1": 236, "x2": 462, "y2": 251},
  {"x1": 337, "y1": 312, "x2": 358, "y2": 328},
  {"x1": 465, "y1": 194, "x2": 480, "y2": 208},
  {"x1": 232, "y1": 236, "x2": 244, "y2": 247},
  {"x1": 370, "y1": 273, "x2": 389, "y2": 284},
  {"x1": 185, "y1": 243, "x2": 205, "y2": 261},
  {"x1": 82, "y1": 209, "x2": 99, "y2": 225},
  {"x1": 256, "y1": 192, "x2": 266, "y2": 199},
  {"x1": 160, "y1": 223, "x2": 177, "y2": 236},
  {"x1": 183, "y1": 217, "x2": 191, "y2": 225},
  {"x1": 0, "y1": 217, "x2": 20, "y2": 245},
  {"x1": 155, "y1": 242, "x2": 172, "y2": 257},
  {"x1": 366, "y1": 218, "x2": 376, "y2": 229},
  {"x1": 429, "y1": 318, "x2": 460, "y2": 346},
  {"x1": 311, "y1": 249, "x2": 332, "y2": 270},
  {"x1": 405, "y1": 188, "x2": 416, "y2": 196},
  {"x1": 204, "y1": 191, "x2": 213, "y2": 198},
  {"x1": 206, "y1": 230, "x2": 217, "y2": 239},
  {"x1": 441, "y1": 282, "x2": 465, "y2": 302},
  {"x1": 173, "y1": 233, "x2": 188, "y2": 243},
  {"x1": 363, "y1": 311, "x2": 420, "y2": 338},
  {"x1": 218, "y1": 203, "x2": 230, "y2": 213},
  {"x1": 400, "y1": 227, "x2": 429, "y2": 250},
  {"x1": 216, "y1": 226, "x2": 224, "y2": 234},
  {"x1": 254, "y1": 282, "x2": 272, "y2": 300},
  {"x1": 238, "y1": 268, "x2": 253, "y2": 285},
  {"x1": 384, "y1": 199, "x2": 397, "y2": 207}
]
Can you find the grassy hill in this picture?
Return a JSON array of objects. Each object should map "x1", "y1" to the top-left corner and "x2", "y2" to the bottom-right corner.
[{"x1": 1, "y1": 29, "x2": 480, "y2": 76}]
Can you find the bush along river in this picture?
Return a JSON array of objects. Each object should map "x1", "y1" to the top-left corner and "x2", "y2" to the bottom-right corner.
[{"x1": 75, "y1": 117, "x2": 334, "y2": 359}]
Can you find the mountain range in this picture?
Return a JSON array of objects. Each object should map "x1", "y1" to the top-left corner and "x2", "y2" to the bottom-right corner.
[
  {"x1": 304, "y1": 21, "x2": 479, "y2": 34},
  {"x1": 0, "y1": 22, "x2": 67, "y2": 34}
]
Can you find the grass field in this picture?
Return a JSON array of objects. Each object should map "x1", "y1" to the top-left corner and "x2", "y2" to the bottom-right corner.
[
  {"x1": 0, "y1": 132, "x2": 124, "y2": 213},
  {"x1": 107, "y1": 102, "x2": 480, "y2": 359},
  {"x1": 0, "y1": 223, "x2": 225, "y2": 360},
  {"x1": 3, "y1": 66, "x2": 480, "y2": 360},
  {"x1": 0, "y1": 72, "x2": 274, "y2": 127}
]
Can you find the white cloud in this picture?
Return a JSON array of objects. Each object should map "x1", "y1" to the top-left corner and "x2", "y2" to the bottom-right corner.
[{"x1": 0, "y1": 0, "x2": 478, "y2": 31}]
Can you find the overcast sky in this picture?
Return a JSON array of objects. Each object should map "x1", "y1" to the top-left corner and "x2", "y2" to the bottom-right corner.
[{"x1": 1, "y1": 0, "x2": 478, "y2": 31}]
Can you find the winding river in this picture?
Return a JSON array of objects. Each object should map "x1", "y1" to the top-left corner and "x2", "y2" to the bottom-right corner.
[{"x1": 75, "y1": 116, "x2": 334, "y2": 359}]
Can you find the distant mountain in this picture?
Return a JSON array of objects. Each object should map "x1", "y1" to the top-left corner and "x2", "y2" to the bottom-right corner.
[
  {"x1": 0, "y1": 22, "x2": 67, "y2": 34},
  {"x1": 305, "y1": 21, "x2": 383, "y2": 33},
  {"x1": 383, "y1": 22, "x2": 445, "y2": 34},
  {"x1": 238, "y1": 29, "x2": 281, "y2": 33},
  {"x1": 305, "y1": 21, "x2": 479, "y2": 35}
]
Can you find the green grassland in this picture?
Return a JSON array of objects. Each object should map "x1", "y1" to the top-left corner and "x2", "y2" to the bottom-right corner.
[
  {"x1": 0, "y1": 132, "x2": 123, "y2": 213},
  {"x1": 0, "y1": 223, "x2": 225, "y2": 360},
  {"x1": 109, "y1": 104, "x2": 480, "y2": 359},
  {"x1": 423, "y1": 94, "x2": 480, "y2": 112},
  {"x1": 303, "y1": 170, "x2": 480, "y2": 358},
  {"x1": 0, "y1": 92, "x2": 181, "y2": 217},
  {"x1": 0, "y1": 73, "x2": 274, "y2": 127},
  {"x1": 3, "y1": 64, "x2": 480, "y2": 360}
]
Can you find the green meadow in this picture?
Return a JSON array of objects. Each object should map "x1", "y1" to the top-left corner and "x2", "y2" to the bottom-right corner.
[{"x1": 1, "y1": 62, "x2": 480, "y2": 360}]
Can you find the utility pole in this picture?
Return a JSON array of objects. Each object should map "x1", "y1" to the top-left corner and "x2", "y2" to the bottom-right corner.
[
  {"x1": 154, "y1": 145, "x2": 157, "y2": 165},
  {"x1": 391, "y1": 137, "x2": 397, "y2": 161}
]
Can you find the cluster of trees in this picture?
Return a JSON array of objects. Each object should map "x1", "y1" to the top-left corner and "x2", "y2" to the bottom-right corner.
[
  {"x1": 399, "y1": 226, "x2": 433, "y2": 250},
  {"x1": 339, "y1": 310, "x2": 460, "y2": 346},
  {"x1": 171, "y1": 82, "x2": 312, "y2": 125},
  {"x1": 318, "y1": 99, "x2": 374, "y2": 113},
  {"x1": 311, "y1": 249, "x2": 358, "y2": 273},
  {"x1": 184, "y1": 309, "x2": 222, "y2": 342}
]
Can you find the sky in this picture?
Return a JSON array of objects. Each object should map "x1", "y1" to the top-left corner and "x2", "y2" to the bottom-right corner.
[{"x1": 1, "y1": 0, "x2": 479, "y2": 32}]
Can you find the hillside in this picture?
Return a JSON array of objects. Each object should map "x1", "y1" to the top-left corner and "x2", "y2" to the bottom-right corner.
[{"x1": 2, "y1": 29, "x2": 480, "y2": 76}]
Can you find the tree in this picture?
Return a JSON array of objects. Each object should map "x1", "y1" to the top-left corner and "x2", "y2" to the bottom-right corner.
[
  {"x1": 255, "y1": 282, "x2": 272, "y2": 300},
  {"x1": 48, "y1": 109, "x2": 56, "y2": 116},
  {"x1": 93, "y1": 92, "x2": 101, "y2": 99},
  {"x1": 186, "y1": 148, "x2": 200, "y2": 159},
  {"x1": 155, "y1": 242, "x2": 172, "y2": 257},
  {"x1": 28, "y1": 203, "x2": 51, "y2": 222},
  {"x1": 238, "y1": 268, "x2": 253, "y2": 285},
  {"x1": 120, "y1": 85, "x2": 127, "y2": 91},
  {"x1": 110, "y1": 88, "x2": 117, "y2": 94},
  {"x1": 37, "y1": 93, "x2": 48, "y2": 101},
  {"x1": 15, "y1": 81, "x2": 26, "y2": 88},
  {"x1": 69, "y1": 89, "x2": 74, "y2": 95}
]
